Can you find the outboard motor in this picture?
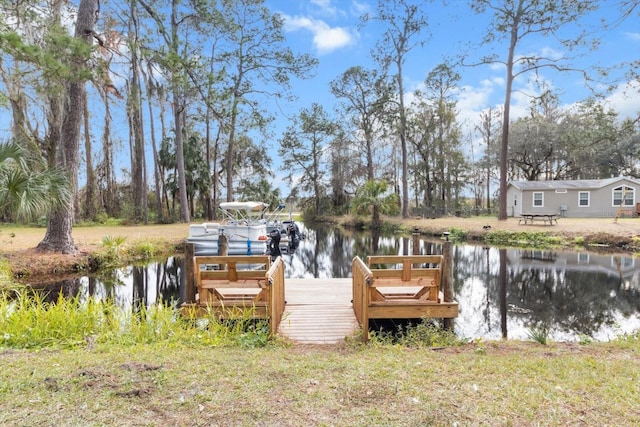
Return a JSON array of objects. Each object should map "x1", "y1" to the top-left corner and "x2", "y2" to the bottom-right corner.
[{"x1": 268, "y1": 229, "x2": 281, "y2": 258}]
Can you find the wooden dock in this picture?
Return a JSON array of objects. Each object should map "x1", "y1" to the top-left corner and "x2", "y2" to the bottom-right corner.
[
  {"x1": 182, "y1": 242, "x2": 458, "y2": 344},
  {"x1": 277, "y1": 278, "x2": 359, "y2": 344}
]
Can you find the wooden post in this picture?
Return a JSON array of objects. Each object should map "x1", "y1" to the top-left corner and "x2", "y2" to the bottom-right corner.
[
  {"x1": 184, "y1": 243, "x2": 196, "y2": 303},
  {"x1": 442, "y1": 237, "x2": 455, "y2": 331},
  {"x1": 218, "y1": 232, "x2": 228, "y2": 270},
  {"x1": 218, "y1": 232, "x2": 228, "y2": 256},
  {"x1": 412, "y1": 227, "x2": 420, "y2": 255}
]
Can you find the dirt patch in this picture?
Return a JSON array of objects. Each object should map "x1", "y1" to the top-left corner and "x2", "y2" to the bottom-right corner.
[{"x1": 5, "y1": 248, "x2": 93, "y2": 282}]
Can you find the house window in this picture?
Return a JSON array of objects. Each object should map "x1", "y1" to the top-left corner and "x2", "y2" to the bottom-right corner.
[
  {"x1": 612, "y1": 186, "x2": 634, "y2": 207},
  {"x1": 611, "y1": 256, "x2": 634, "y2": 269},
  {"x1": 533, "y1": 192, "x2": 543, "y2": 207},
  {"x1": 578, "y1": 191, "x2": 590, "y2": 207}
]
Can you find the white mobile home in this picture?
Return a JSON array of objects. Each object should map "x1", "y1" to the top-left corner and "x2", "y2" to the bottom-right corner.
[{"x1": 506, "y1": 177, "x2": 640, "y2": 218}]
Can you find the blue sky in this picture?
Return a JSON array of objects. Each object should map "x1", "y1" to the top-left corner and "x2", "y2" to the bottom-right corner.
[
  {"x1": 1, "y1": 1, "x2": 638, "y2": 200},
  {"x1": 265, "y1": 0, "x2": 639, "y2": 139}
]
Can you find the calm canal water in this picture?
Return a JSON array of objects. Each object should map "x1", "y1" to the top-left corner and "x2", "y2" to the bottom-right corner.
[{"x1": 35, "y1": 224, "x2": 640, "y2": 342}]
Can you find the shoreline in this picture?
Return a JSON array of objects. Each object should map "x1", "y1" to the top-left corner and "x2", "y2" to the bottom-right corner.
[{"x1": 1, "y1": 216, "x2": 639, "y2": 283}]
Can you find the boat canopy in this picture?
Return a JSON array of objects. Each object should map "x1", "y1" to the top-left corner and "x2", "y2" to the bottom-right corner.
[
  {"x1": 219, "y1": 201, "x2": 269, "y2": 212},
  {"x1": 218, "y1": 201, "x2": 269, "y2": 223}
]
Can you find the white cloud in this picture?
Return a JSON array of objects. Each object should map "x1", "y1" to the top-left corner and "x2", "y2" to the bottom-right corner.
[
  {"x1": 458, "y1": 84, "x2": 492, "y2": 113},
  {"x1": 309, "y1": 0, "x2": 340, "y2": 18},
  {"x1": 624, "y1": 32, "x2": 640, "y2": 42},
  {"x1": 603, "y1": 80, "x2": 640, "y2": 121},
  {"x1": 311, "y1": 0, "x2": 331, "y2": 7},
  {"x1": 538, "y1": 47, "x2": 564, "y2": 61},
  {"x1": 488, "y1": 62, "x2": 504, "y2": 72},
  {"x1": 350, "y1": 0, "x2": 371, "y2": 16},
  {"x1": 282, "y1": 14, "x2": 355, "y2": 54}
]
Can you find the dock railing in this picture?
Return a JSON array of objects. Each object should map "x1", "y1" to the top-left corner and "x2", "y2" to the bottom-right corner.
[
  {"x1": 352, "y1": 256, "x2": 371, "y2": 333},
  {"x1": 352, "y1": 254, "x2": 458, "y2": 342},
  {"x1": 182, "y1": 254, "x2": 286, "y2": 337},
  {"x1": 266, "y1": 256, "x2": 286, "y2": 335}
]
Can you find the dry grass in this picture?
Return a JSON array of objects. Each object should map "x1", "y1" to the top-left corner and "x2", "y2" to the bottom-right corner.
[
  {"x1": 0, "y1": 224, "x2": 190, "y2": 281},
  {"x1": 0, "y1": 223, "x2": 191, "y2": 254},
  {"x1": 391, "y1": 215, "x2": 640, "y2": 240}
]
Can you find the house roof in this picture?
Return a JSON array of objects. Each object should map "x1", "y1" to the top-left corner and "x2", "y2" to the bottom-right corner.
[{"x1": 508, "y1": 177, "x2": 640, "y2": 191}]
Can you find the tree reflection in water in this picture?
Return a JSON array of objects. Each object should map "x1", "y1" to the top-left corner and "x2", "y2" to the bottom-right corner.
[
  {"x1": 29, "y1": 224, "x2": 640, "y2": 342},
  {"x1": 30, "y1": 257, "x2": 185, "y2": 311}
]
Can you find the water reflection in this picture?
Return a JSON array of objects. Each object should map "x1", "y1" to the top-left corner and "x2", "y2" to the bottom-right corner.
[
  {"x1": 32, "y1": 223, "x2": 640, "y2": 342},
  {"x1": 33, "y1": 257, "x2": 185, "y2": 311}
]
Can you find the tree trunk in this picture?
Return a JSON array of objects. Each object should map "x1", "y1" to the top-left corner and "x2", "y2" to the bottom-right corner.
[
  {"x1": 174, "y1": 96, "x2": 190, "y2": 222},
  {"x1": 37, "y1": 0, "x2": 97, "y2": 253},
  {"x1": 398, "y1": 63, "x2": 409, "y2": 218},
  {"x1": 225, "y1": 97, "x2": 240, "y2": 202},
  {"x1": 171, "y1": 0, "x2": 190, "y2": 222},
  {"x1": 129, "y1": 0, "x2": 147, "y2": 224},
  {"x1": 498, "y1": 13, "x2": 519, "y2": 221},
  {"x1": 8, "y1": 85, "x2": 31, "y2": 148},
  {"x1": 42, "y1": 1, "x2": 65, "y2": 168},
  {"x1": 161, "y1": 102, "x2": 171, "y2": 218},
  {"x1": 141, "y1": 64, "x2": 163, "y2": 222},
  {"x1": 83, "y1": 94, "x2": 97, "y2": 220},
  {"x1": 130, "y1": 65, "x2": 145, "y2": 223},
  {"x1": 101, "y1": 92, "x2": 118, "y2": 217}
]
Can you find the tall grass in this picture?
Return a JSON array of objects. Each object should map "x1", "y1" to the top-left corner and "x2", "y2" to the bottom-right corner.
[
  {"x1": 0, "y1": 291, "x2": 271, "y2": 350},
  {"x1": 527, "y1": 324, "x2": 550, "y2": 345},
  {"x1": 0, "y1": 259, "x2": 15, "y2": 287},
  {"x1": 90, "y1": 235, "x2": 169, "y2": 271},
  {"x1": 369, "y1": 318, "x2": 467, "y2": 348}
]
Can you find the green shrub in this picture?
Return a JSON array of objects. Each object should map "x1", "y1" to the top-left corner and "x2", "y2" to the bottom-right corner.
[
  {"x1": 448, "y1": 227, "x2": 468, "y2": 242},
  {"x1": 130, "y1": 241, "x2": 157, "y2": 260},
  {"x1": 485, "y1": 230, "x2": 556, "y2": 248}
]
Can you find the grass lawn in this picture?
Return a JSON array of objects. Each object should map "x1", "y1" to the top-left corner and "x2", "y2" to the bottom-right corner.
[
  {"x1": 1, "y1": 219, "x2": 639, "y2": 425},
  {"x1": 1, "y1": 340, "x2": 639, "y2": 426}
]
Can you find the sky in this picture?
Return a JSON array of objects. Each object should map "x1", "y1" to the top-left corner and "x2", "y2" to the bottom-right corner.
[
  {"x1": 263, "y1": 0, "x2": 639, "y2": 147},
  {"x1": 1, "y1": 0, "x2": 638, "y2": 200}
]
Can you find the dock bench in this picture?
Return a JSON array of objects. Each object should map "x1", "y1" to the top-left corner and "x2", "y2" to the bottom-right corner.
[
  {"x1": 181, "y1": 255, "x2": 285, "y2": 336},
  {"x1": 352, "y1": 255, "x2": 458, "y2": 342}
]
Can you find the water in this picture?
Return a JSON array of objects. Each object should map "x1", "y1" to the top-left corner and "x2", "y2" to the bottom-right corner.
[{"x1": 31, "y1": 223, "x2": 640, "y2": 342}]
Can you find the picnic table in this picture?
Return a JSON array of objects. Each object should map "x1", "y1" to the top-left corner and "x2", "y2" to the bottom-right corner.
[{"x1": 518, "y1": 213, "x2": 558, "y2": 225}]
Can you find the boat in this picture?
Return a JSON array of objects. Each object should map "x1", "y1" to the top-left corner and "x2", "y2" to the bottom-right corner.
[
  {"x1": 186, "y1": 201, "x2": 270, "y2": 256},
  {"x1": 264, "y1": 204, "x2": 305, "y2": 257}
]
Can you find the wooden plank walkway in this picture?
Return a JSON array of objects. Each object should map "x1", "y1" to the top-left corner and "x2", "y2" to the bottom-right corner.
[{"x1": 277, "y1": 278, "x2": 359, "y2": 344}]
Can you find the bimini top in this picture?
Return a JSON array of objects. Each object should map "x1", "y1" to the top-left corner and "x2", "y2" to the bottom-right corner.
[
  {"x1": 220, "y1": 201, "x2": 269, "y2": 212},
  {"x1": 219, "y1": 201, "x2": 270, "y2": 223}
]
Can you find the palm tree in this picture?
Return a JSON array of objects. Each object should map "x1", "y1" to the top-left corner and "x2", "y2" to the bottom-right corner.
[
  {"x1": 351, "y1": 180, "x2": 400, "y2": 229},
  {"x1": 0, "y1": 141, "x2": 70, "y2": 222}
]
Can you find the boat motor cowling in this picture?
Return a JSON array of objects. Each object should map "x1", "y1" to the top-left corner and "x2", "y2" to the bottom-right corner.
[{"x1": 268, "y1": 229, "x2": 281, "y2": 257}]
